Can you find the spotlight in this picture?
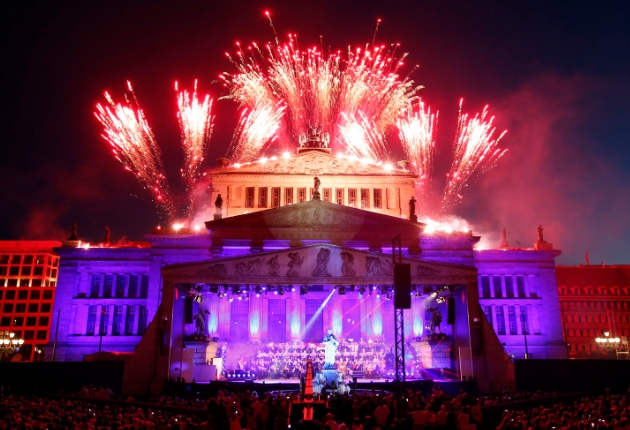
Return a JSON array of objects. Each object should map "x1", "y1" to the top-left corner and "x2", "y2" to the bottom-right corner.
[
  {"x1": 338, "y1": 286, "x2": 346, "y2": 295},
  {"x1": 254, "y1": 285, "x2": 262, "y2": 294},
  {"x1": 278, "y1": 286, "x2": 285, "y2": 295},
  {"x1": 359, "y1": 286, "x2": 366, "y2": 295}
]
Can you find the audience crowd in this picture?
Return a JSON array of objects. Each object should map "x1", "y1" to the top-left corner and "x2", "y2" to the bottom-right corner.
[{"x1": 0, "y1": 384, "x2": 629, "y2": 430}]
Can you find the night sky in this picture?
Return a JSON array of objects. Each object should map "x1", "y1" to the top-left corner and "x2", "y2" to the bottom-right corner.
[{"x1": 2, "y1": 1, "x2": 629, "y2": 265}]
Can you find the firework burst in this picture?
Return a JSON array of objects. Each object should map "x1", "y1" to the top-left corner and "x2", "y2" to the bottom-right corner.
[
  {"x1": 338, "y1": 111, "x2": 387, "y2": 160},
  {"x1": 397, "y1": 100, "x2": 438, "y2": 205},
  {"x1": 220, "y1": 23, "x2": 422, "y2": 162},
  {"x1": 176, "y1": 81, "x2": 214, "y2": 216},
  {"x1": 227, "y1": 99, "x2": 286, "y2": 162},
  {"x1": 94, "y1": 81, "x2": 175, "y2": 221},
  {"x1": 441, "y1": 100, "x2": 507, "y2": 214}
]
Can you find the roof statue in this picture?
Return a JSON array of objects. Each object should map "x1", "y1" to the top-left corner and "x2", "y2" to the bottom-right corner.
[{"x1": 298, "y1": 125, "x2": 330, "y2": 151}]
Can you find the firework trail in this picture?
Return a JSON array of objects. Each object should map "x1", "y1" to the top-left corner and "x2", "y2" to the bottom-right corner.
[
  {"x1": 176, "y1": 80, "x2": 214, "y2": 194},
  {"x1": 94, "y1": 81, "x2": 175, "y2": 221},
  {"x1": 441, "y1": 100, "x2": 507, "y2": 214},
  {"x1": 227, "y1": 99, "x2": 286, "y2": 162},
  {"x1": 338, "y1": 111, "x2": 387, "y2": 160},
  {"x1": 221, "y1": 20, "x2": 422, "y2": 161},
  {"x1": 397, "y1": 100, "x2": 438, "y2": 207}
]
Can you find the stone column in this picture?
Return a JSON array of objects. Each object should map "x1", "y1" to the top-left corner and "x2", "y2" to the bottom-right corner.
[
  {"x1": 411, "y1": 295, "x2": 424, "y2": 338},
  {"x1": 290, "y1": 287, "x2": 301, "y2": 341},
  {"x1": 218, "y1": 296, "x2": 231, "y2": 340},
  {"x1": 249, "y1": 289, "x2": 262, "y2": 343},
  {"x1": 371, "y1": 292, "x2": 383, "y2": 338}
]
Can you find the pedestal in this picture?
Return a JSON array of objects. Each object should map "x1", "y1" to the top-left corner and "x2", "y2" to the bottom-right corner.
[
  {"x1": 412, "y1": 338, "x2": 453, "y2": 369},
  {"x1": 322, "y1": 368, "x2": 339, "y2": 386}
]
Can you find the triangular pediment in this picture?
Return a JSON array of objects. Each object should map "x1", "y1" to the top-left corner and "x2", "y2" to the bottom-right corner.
[
  {"x1": 162, "y1": 243, "x2": 477, "y2": 285},
  {"x1": 206, "y1": 199, "x2": 424, "y2": 238},
  {"x1": 215, "y1": 149, "x2": 414, "y2": 176}
]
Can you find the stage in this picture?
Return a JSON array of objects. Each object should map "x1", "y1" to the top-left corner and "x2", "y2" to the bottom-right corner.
[{"x1": 163, "y1": 377, "x2": 478, "y2": 397}]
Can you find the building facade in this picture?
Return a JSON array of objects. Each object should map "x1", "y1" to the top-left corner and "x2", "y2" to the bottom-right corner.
[
  {"x1": 557, "y1": 265, "x2": 630, "y2": 359},
  {"x1": 44, "y1": 144, "x2": 566, "y2": 394},
  {"x1": 0, "y1": 240, "x2": 61, "y2": 361}
]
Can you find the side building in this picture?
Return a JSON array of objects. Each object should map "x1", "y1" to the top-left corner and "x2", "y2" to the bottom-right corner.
[
  {"x1": 0, "y1": 240, "x2": 61, "y2": 361},
  {"x1": 556, "y1": 265, "x2": 630, "y2": 359}
]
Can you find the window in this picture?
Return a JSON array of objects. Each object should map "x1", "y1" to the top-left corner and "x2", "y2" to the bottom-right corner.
[
  {"x1": 268, "y1": 299, "x2": 286, "y2": 343},
  {"x1": 245, "y1": 187, "x2": 255, "y2": 208},
  {"x1": 112, "y1": 306, "x2": 123, "y2": 336},
  {"x1": 21, "y1": 266, "x2": 31, "y2": 276},
  {"x1": 35, "y1": 255, "x2": 44, "y2": 265},
  {"x1": 483, "y1": 305, "x2": 493, "y2": 328},
  {"x1": 26, "y1": 317, "x2": 37, "y2": 326},
  {"x1": 23, "y1": 255, "x2": 33, "y2": 264},
  {"x1": 128, "y1": 275, "x2": 138, "y2": 298},
  {"x1": 19, "y1": 279, "x2": 29, "y2": 287},
  {"x1": 508, "y1": 306, "x2": 517, "y2": 335},
  {"x1": 116, "y1": 275, "x2": 126, "y2": 298},
  {"x1": 9, "y1": 267, "x2": 19, "y2": 276},
  {"x1": 13, "y1": 317, "x2": 24, "y2": 327},
  {"x1": 38, "y1": 317, "x2": 49, "y2": 326},
  {"x1": 258, "y1": 187, "x2": 268, "y2": 208},
  {"x1": 0, "y1": 317, "x2": 9, "y2": 327},
  {"x1": 297, "y1": 187, "x2": 306, "y2": 203},
  {"x1": 5, "y1": 291, "x2": 15, "y2": 300},
  {"x1": 11, "y1": 255, "x2": 21, "y2": 264},
  {"x1": 140, "y1": 275, "x2": 149, "y2": 298},
  {"x1": 36, "y1": 331, "x2": 47, "y2": 340},
  {"x1": 24, "y1": 330, "x2": 35, "y2": 340},
  {"x1": 495, "y1": 307, "x2": 506, "y2": 335},
  {"x1": 18, "y1": 290, "x2": 28, "y2": 300},
  {"x1": 348, "y1": 189, "x2": 357, "y2": 207},
  {"x1": 125, "y1": 306, "x2": 135, "y2": 335},
  {"x1": 42, "y1": 291, "x2": 53, "y2": 300},
  {"x1": 304, "y1": 299, "x2": 323, "y2": 343},
  {"x1": 323, "y1": 188, "x2": 332, "y2": 202},
  {"x1": 103, "y1": 275, "x2": 113, "y2": 298},
  {"x1": 87, "y1": 305, "x2": 97, "y2": 335},
  {"x1": 90, "y1": 275, "x2": 100, "y2": 298},
  {"x1": 520, "y1": 307, "x2": 529, "y2": 335},
  {"x1": 480, "y1": 276, "x2": 491, "y2": 298},
  {"x1": 271, "y1": 187, "x2": 281, "y2": 207},
  {"x1": 505, "y1": 277, "x2": 514, "y2": 298},
  {"x1": 30, "y1": 291, "x2": 40, "y2": 300},
  {"x1": 517, "y1": 276, "x2": 527, "y2": 298},
  {"x1": 336, "y1": 188, "x2": 344, "y2": 205},
  {"x1": 100, "y1": 306, "x2": 109, "y2": 336},
  {"x1": 33, "y1": 267, "x2": 43, "y2": 276},
  {"x1": 493, "y1": 277, "x2": 503, "y2": 298},
  {"x1": 137, "y1": 305, "x2": 148, "y2": 335},
  {"x1": 0, "y1": 267, "x2": 5, "y2": 276},
  {"x1": 284, "y1": 187, "x2": 293, "y2": 205},
  {"x1": 15, "y1": 304, "x2": 26, "y2": 313},
  {"x1": 373, "y1": 189, "x2": 382, "y2": 208},
  {"x1": 0, "y1": 255, "x2": 8, "y2": 264},
  {"x1": 41, "y1": 304, "x2": 51, "y2": 313},
  {"x1": 360, "y1": 189, "x2": 370, "y2": 209},
  {"x1": 3, "y1": 304, "x2": 13, "y2": 313}
]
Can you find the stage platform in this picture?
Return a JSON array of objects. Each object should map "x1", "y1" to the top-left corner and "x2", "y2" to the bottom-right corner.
[{"x1": 164, "y1": 377, "x2": 477, "y2": 397}]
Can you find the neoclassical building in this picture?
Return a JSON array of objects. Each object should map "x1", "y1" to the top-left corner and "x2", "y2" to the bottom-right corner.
[{"x1": 44, "y1": 140, "x2": 566, "y2": 395}]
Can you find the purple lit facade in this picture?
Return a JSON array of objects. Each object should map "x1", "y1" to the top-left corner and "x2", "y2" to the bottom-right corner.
[{"x1": 44, "y1": 149, "x2": 565, "y2": 395}]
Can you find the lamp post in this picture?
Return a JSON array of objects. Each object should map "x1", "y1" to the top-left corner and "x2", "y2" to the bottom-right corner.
[
  {"x1": 0, "y1": 331, "x2": 25, "y2": 359},
  {"x1": 595, "y1": 331, "x2": 621, "y2": 358},
  {"x1": 521, "y1": 314, "x2": 529, "y2": 359}
]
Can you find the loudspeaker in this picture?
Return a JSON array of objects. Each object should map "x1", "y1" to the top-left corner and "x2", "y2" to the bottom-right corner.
[
  {"x1": 447, "y1": 297, "x2": 455, "y2": 324},
  {"x1": 184, "y1": 297, "x2": 193, "y2": 324},
  {"x1": 394, "y1": 263, "x2": 411, "y2": 309}
]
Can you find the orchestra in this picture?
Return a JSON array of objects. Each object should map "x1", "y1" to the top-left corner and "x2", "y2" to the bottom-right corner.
[{"x1": 229, "y1": 338, "x2": 391, "y2": 380}]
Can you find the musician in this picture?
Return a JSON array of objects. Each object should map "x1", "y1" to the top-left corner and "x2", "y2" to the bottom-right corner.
[{"x1": 323, "y1": 329, "x2": 339, "y2": 369}]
